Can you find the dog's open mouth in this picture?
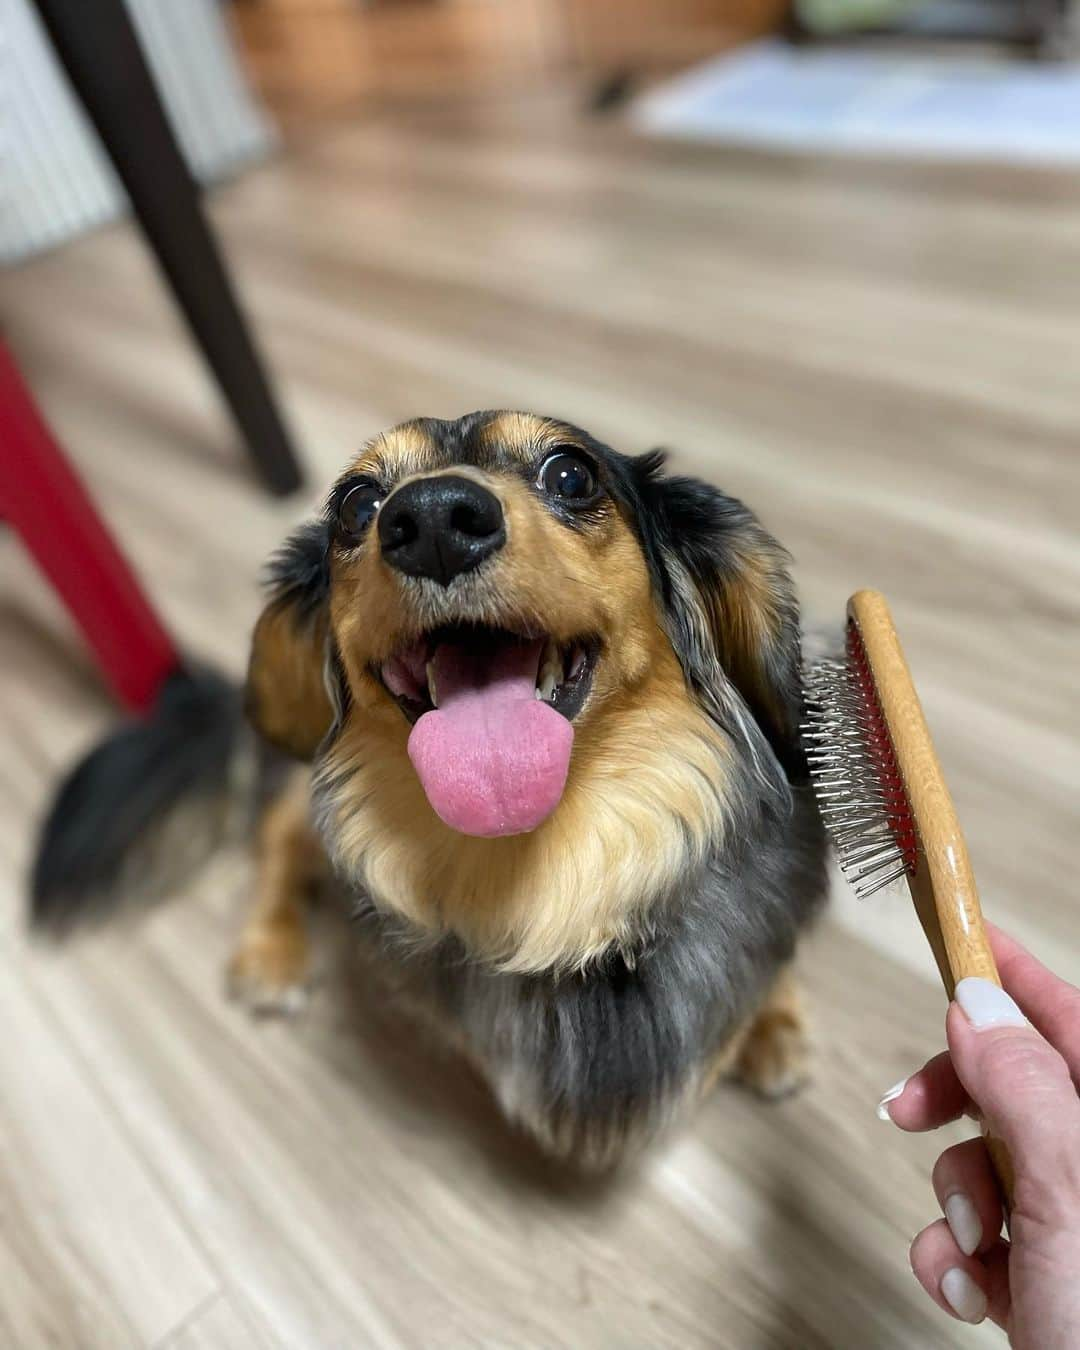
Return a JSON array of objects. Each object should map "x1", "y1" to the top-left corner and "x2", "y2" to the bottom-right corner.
[{"x1": 377, "y1": 626, "x2": 599, "y2": 837}]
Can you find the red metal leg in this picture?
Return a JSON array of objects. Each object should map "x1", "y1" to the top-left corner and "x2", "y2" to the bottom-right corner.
[{"x1": 0, "y1": 340, "x2": 180, "y2": 713}]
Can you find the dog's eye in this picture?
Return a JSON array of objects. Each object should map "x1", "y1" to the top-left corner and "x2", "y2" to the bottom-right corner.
[
  {"x1": 538, "y1": 452, "x2": 597, "y2": 502},
  {"x1": 337, "y1": 480, "x2": 384, "y2": 537}
]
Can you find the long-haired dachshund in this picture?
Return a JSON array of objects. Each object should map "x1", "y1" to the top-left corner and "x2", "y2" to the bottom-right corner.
[{"x1": 33, "y1": 411, "x2": 827, "y2": 1168}]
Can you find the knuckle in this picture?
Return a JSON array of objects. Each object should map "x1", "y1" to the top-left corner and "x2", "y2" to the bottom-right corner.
[
  {"x1": 980, "y1": 1030, "x2": 1066, "y2": 1087},
  {"x1": 931, "y1": 1142, "x2": 964, "y2": 1192},
  {"x1": 931, "y1": 1137, "x2": 988, "y2": 1205},
  {"x1": 1015, "y1": 1144, "x2": 1080, "y2": 1222}
]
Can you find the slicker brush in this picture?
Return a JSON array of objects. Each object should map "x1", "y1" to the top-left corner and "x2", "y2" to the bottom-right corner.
[{"x1": 801, "y1": 588, "x2": 1014, "y2": 1205}]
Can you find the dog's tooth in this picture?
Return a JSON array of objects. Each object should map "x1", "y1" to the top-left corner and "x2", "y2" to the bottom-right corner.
[
  {"x1": 537, "y1": 640, "x2": 561, "y2": 702},
  {"x1": 568, "y1": 647, "x2": 585, "y2": 679},
  {"x1": 426, "y1": 660, "x2": 438, "y2": 708}
]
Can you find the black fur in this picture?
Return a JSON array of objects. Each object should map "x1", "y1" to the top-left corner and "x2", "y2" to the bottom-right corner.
[
  {"x1": 559, "y1": 435, "x2": 805, "y2": 792},
  {"x1": 352, "y1": 785, "x2": 826, "y2": 1166},
  {"x1": 31, "y1": 667, "x2": 245, "y2": 932},
  {"x1": 316, "y1": 412, "x2": 828, "y2": 1164},
  {"x1": 622, "y1": 453, "x2": 805, "y2": 781},
  {"x1": 32, "y1": 409, "x2": 827, "y2": 1169},
  {"x1": 31, "y1": 525, "x2": 331, "y2": 935},
  {"x1": 266, "y1": 518, "x2": 331, "y2": 622},
  {"x1": 332, "y1": 414, "x2": 803, "y2": 782},
  {"x1": 397, "y1": 416, "x2": 806, "y2": 786}
]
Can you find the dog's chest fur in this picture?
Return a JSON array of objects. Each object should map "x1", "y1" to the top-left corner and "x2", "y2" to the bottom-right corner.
[{"x1": 347, "y1": 788, "x2": 827, "y2": 1166}]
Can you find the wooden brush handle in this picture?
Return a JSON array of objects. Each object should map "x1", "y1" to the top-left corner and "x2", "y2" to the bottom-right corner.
[{"x1": 847, "y1": 590, "x2": 1014, "y2": 1207}]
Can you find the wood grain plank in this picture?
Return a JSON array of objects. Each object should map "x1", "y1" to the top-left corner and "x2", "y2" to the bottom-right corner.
[
  {"x1": 0, "y1": 930, "x2": 219, "y2": 1347},
  {"x1": 155, "y1": 1292, "x2": 275, "y2": 1350}
]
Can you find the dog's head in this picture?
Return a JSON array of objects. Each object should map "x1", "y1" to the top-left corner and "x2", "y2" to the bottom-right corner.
[{"x1": 247, "y1": 412, "x2": 802, "y2": 965}]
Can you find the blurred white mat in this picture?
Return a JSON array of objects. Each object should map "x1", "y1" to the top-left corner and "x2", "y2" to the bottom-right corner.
[{"x1": 633, "y1": 40, "x2": 1080, "y2": 165}]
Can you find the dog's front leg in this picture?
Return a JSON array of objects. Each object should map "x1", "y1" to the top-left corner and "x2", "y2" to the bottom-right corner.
[
  {"x1": 228, "y1": 768, "x2": 327, "y2": 1014},
  {"x1": 698, "y1": 964, "x2": 810, "y2": 1100}
]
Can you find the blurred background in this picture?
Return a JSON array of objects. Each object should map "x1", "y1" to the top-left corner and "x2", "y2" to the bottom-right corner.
[{"x1": 1, "y1": 3, "x2": 1077, "y2": 1347}]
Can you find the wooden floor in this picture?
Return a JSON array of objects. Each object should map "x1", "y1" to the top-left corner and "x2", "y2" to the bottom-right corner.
[{"x1": 2, "y1": 90, "x2": 1078, "y2": 1349}]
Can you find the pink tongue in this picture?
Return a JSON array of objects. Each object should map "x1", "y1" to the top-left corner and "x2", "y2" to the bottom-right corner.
[{"x1": 408, "y1": 638, "x2": 573, "y2": 837}]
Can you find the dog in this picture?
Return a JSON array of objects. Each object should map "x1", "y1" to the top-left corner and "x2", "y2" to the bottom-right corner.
[{"x1": 32, "y1": 411, "x2": 828, "y2": 1168}]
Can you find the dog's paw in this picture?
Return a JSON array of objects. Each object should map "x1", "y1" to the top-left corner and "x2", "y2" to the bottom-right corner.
[
  {"x1": 226, "y1": 934, "x2": 311, "y2": 1018},
  {"x1": 735, "y1": 1013, "x2": 811, "y2": 1100}
]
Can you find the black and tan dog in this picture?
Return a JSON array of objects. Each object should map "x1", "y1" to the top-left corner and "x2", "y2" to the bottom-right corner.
[{"x1": 33, "y1": 411, "x2": 828, "y2": 1167}]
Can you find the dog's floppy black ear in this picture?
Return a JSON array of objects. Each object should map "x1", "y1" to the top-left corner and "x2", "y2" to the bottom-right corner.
[
  {"x1": 246, "y1": 520, "x2": 337, "y2": 760},
  {"x1": 633, "y1": 454, "x2": 803, "y2": 784}
]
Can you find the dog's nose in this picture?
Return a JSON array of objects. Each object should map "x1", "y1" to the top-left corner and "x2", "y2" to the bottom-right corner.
[{"x1": 378, "y1": 475, "x2": 505, "y2": 586}]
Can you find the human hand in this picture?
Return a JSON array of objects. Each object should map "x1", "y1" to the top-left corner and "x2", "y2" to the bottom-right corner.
[{"x1": 879, "y1": 925, "x2": 1080, "y2": 1346}]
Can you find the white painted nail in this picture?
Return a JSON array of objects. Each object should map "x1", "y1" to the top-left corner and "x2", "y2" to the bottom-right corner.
[
  {"x1": 944, "y1": 1192, "x2": 982, "y2": 1257},
  {"x1": 876, "y1": 1077, "x2": 908, "y2": 1121},
  {"x1": 941, "y1": 1267, "x2": 987, "y2": 1324},
  {"x1": 954, "y1": 977, "x2": 1027, "y2": 1030}
]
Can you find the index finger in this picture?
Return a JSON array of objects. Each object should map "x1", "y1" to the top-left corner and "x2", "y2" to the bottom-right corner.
[
  {"x1": 881, "y1": 925, "x2": 1080, "y2": 1131},
  {"x1": 883, "y1": 1049, "x2": 971, "y2": 1132}
]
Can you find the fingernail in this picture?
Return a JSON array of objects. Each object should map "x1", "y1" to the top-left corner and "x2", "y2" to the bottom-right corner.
[
  {"x1": 954, "y1": 977, "x2": 1027, "y2": 1030},
  {"x1": 940, "y1": 1267, "x2": 987, "y2": 1324},
  {"x1": 944, "y1": 1192, "x2": 982, "y2": 1256},
  {"x1": 876, "y1": 1077, "x2": 908, "y2": 1121}
]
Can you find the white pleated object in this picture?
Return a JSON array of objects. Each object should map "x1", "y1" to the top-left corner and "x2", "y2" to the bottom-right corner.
[{"x1": 0, "y1": 0, "x2": 275, "y2": 263}]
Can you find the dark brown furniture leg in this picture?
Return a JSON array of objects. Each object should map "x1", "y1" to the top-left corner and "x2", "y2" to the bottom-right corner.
[{"x1": 32, "y1": 0, "x2": 304, "y2": 496}]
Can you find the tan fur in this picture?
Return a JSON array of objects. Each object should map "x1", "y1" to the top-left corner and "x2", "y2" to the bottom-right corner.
[
  {"x1": 248, "y1": 413, "x2": 774, "y2": 973},
  {"x1": 694, "y1": 966, "x2": 809, "y2": 1100},
  {"x1": 733, "y1": 966, "x2": 810, "y2": 1098},
  {"x1": 319, "y1": 639, "x2": 734, "y2": 973},
  {"x1": 232, "y1": 412, "x2": 817, "y2": 1168},
  {"x1": 476, "y1": 411, "x2": 573, "y2": 462},
  {"x1": 247, "y1": 603, "x2": 334, "y2": 760},
  {"x1": 228, "y1": 769, "x2": 326, "y2": 1011},
  {"x1": 315, "y1": 425, "x2": 741, "y2": 971},
  {"x1": 347, "y1": 424, "x2": 438, "y2": 488},
  {"x1": 701, "y1": 536, "x2": 794, "y2": 739},
  {"x1": 329, "y1": 435, "x2": 644, "y2": 674}
]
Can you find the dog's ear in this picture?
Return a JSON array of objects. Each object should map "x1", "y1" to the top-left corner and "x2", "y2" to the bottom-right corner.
[
  {"x1": 632, "y1": 454, "x2": 803, "y2": 783},
  {"x1": 246, "y1": 520, "x2": 337, "y2": 760}
]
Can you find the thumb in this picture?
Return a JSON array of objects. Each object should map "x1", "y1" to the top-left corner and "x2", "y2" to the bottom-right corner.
[{"x1": 948, "y1": 978, "x2": 1080, "y2": 1208}]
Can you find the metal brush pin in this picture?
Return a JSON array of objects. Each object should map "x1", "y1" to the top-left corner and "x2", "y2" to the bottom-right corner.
[
  {"x1": 803, "y1": 652, "x2": 917, "y2": 899},
  {"x1": 801, "y1": 588, "x2": 1014, "y2": 1207}
]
